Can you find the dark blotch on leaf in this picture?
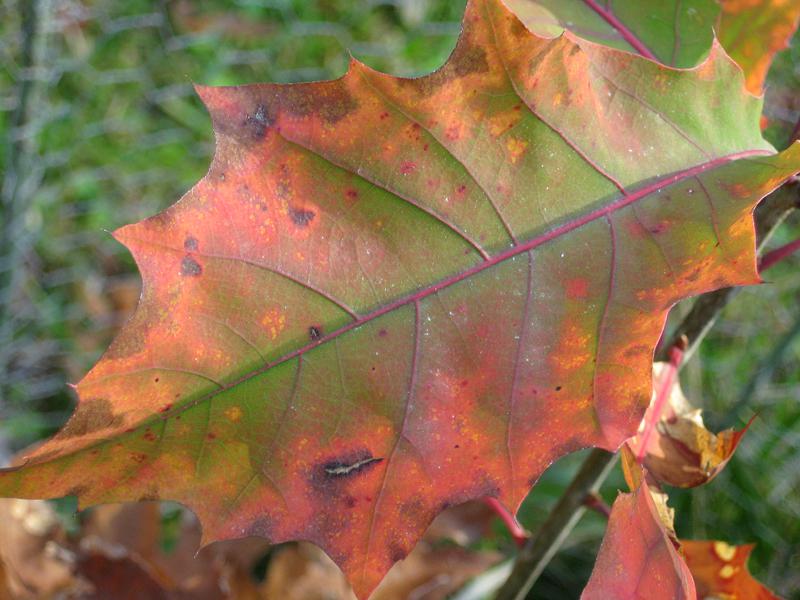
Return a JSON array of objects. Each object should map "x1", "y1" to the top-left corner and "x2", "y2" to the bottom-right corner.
[
  {"x1": 245, "y1": 517, "x2": 273, "y2": 538},
  {"x1": 184, "y1": 236, "x2": 198, "y2": 251},
  {"x1": 309, "y1": 326, "x2": 322, "y2": 341},
  {"x1": 289, "y1": 206, "x2": 315, "y2": 227},
  {"x1": 406, "y1": 42, "x2": 488, "y2": 97},
  {"x1": 279, "y1": 84, "x2": 359, "y2": 124},
  {"x1": 66, "y1": 485, "x2": 88, "y2": 499},
  {"x1": 244, "y1": 103, "x2": 272, "y2": 139},
  {"x1": 315, "y1": 449, "x2": 383, "y2": 483},
  {"x1": 389, "y1": 542, "x2": 408, "y2": 563},
  {"x1": 181, "y1": 255, "x2": 203, "y2": 277},
  {"x1": 57, "y1": 399, "x2": 123, "y2": 438}
]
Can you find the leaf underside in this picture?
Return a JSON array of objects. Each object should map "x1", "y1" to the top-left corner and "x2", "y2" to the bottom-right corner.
[
  {"x1": 581, "y1": 479, "x2": 696, "y2": 599},
  {"x1": 2, "y1": 0, "x2": 799, "y2": 597},
  {"x1": 507, "y1": 0, "x2": 721, "y2": 68}
]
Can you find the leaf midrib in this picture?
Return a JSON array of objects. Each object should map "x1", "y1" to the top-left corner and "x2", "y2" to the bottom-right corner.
[
  {"x1": 119, "y1": 148, "x2": 767, "y2": 434},
  {"x1": 582, "y1": 0, "x2": 660, "y2": 61}
]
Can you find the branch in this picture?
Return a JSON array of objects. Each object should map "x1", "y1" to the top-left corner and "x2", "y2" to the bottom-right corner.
[
  {"x1": 484, "y1": 497, "x2": 530, "y2": 548},
  {"x1": 759, "y1": 237, "x2": 800, "y2": 271},
  {"x1": 494, "y1": 181, "x2": 799, "y2": 600},
  {"x1": 731, "y1": 312, "x2": 800, "y2": 421},
  {"x1": 494, "y1": 449, "x2": 617, "y2": 600}
]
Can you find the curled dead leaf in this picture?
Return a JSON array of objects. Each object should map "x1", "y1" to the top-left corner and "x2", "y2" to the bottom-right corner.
[{"x1": 628, "y1": 362, "x2": 751, "y2": 488}]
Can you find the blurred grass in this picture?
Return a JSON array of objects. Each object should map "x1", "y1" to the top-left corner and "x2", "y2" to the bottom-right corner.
[{"x1": 0, "y1": 1, "x2": 798, "y2": 598}]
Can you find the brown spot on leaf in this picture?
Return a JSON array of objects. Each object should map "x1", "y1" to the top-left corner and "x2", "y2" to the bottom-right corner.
[
  {"x1": 312, "y1": 449, "x2": 383, "y2": 488},
  {"x1": 183, "y1": 236, "x2": 198, "y2": 251},
  {"x1": 244, "y1": 103, "x2": 272, "y2": 139},
  {"x1": 453, "y1": 44, "x2": 489, "y2": 78},
  {"x1": 66, "y1": 485, "x2": 88, "y2": 498},
  {"x1": 289, "y1": 206, "x2": 315, "y2": 227},
  {"x1": 404, "y1": 42, "x2": 488, "y2": 97},
  {"x1": 624, "y1": 344, "x2": 649, "y2": 358},
  {"x1": 277, "y1": 83, "x2": 359, "y2": 124},
  {"x1": 245, "y1": 517, "x2": 273, "y2": 538},
  {"x1": 389, "y1": 542, "x2": 408, "y2": 563},
  {"x1": 181, "y1": 255, "x2": 202, "y2": 277},
  {"x1": 309, "y1": 326, "x2": 322, "y2": 341},
  {"x1": 57, "y1": 399, "x2": 123, "y2": 438}
]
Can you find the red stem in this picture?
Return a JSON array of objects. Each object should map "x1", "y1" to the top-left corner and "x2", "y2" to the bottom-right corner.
[
  {"x1": 582, "y1": 0, "x2": 659, "y2": 61},
  {"x1": 484, "y1": 497, "x2": 529, "y2": 547},
  {"x1": 635, "y1": 343, "x2": 684, "y2": 462},
  {"x1": 759, "y1": 238, "x2": 800, "y2": 272},
  {"x1": 583, "y1": 491, "x2": 611, "y2": 519}
]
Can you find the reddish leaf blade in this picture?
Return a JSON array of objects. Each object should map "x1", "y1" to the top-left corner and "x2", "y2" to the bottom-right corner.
[
  {"x1": 682, "y1": 540, "x2": 781, "y2": 600},
  {"x1": 581, "y1": 479, "x2": 696, "y2": 600},
  {"x1": 1, "y1": 0, "x2": 799, "y2": 597}
]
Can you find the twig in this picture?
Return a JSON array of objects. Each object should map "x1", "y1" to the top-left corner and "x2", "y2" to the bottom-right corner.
[
  {"x1": 495, "y1": 182, "x2": 799, "y2": 599},
  {"x1": 583, "y1": 492, "x2": 611, "y2": 519},
  {"x1": 759, "y1": 238, "x2": 800, "y2": 272},
  {"x1": 494, "y1": 449, "x2": 617, "y2": 600},
  {"x1": 730, "y1": 313, "x2": 800, "y2": 423},
  {"x1": 484, "y1": 498, "x2": 529, "y2": 547}
]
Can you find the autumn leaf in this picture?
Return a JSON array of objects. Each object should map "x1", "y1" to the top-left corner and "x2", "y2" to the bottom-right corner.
[
  {"x1": 581, "y1": 477, "x2": 695, "y2": 599},
  {"x1": 682, "y1": 540, "x2": 781, "y2": 600},
  {"x1": 718, "y1": 0, "x2": 800, "y2": 94},
  {"x1": 508, "y1": 0, "x2": 800, "y2": 95},
  {"x1": 627, "y1": 360, "x2": 752, "y2": 488},
  {"x1": 1, "y1": 0, "x2": 799, "y2": 597},
  {"x1": 505, "y1": 0, "x2": 721, "y2": 67}
]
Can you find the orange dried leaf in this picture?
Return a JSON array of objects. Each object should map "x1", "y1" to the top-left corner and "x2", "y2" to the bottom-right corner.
[{"x1": 682, "y1": 540, "x2": 781, "y2": 600}]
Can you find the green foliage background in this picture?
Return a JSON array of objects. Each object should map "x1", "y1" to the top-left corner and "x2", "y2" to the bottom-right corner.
[{"x1": 0, "y1": 1, "x2": 798, "y2": 597}]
